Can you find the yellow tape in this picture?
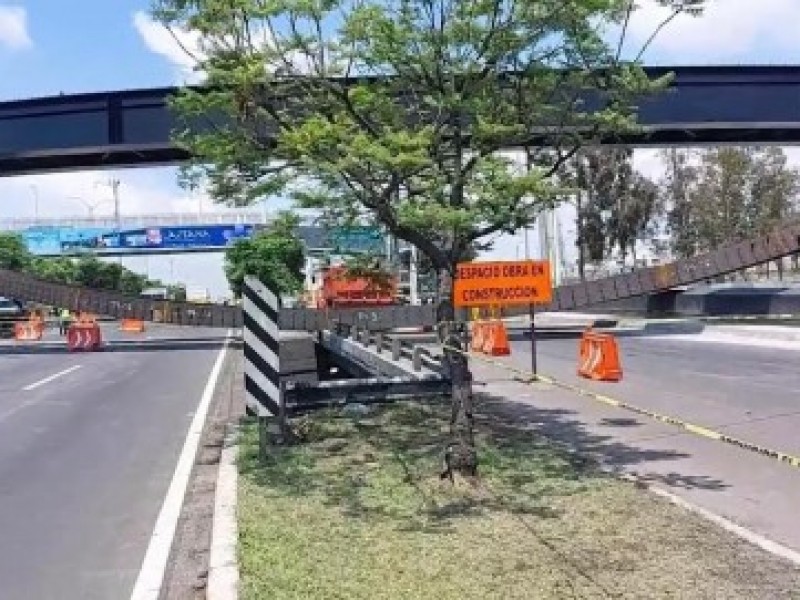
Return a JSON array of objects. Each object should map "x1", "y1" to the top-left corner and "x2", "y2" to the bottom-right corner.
[{"x1": 441, "y1": 344, "x2": 800, "y2": 470}]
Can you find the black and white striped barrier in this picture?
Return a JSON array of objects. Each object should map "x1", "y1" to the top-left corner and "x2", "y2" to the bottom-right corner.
[{"x1": 243, "y1": 276, "x2": 282, "y2": 417}]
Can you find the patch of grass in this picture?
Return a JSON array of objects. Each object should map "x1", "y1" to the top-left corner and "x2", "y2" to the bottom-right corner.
[{"x1": 238, "y1": 400, "x2": 800, "y2": 599}]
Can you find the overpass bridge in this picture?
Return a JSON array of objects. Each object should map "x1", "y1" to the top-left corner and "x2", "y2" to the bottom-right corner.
[{"x1": 1, "y1": 66, "x2": 800, "y2": 175}]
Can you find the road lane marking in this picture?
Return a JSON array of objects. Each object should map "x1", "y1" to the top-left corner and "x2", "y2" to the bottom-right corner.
[
  {"x1": 130, "y1": 329, "x2": 231, "y2": 600},
  {"x1": 22, "y1": 365, "x2": 82, "y2": 391}
]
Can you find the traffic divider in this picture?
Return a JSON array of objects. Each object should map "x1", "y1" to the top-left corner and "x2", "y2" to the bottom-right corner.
[
  {"x1": 120, "y1": 318, "x2": 146, "y2": 333},
  {"x1": 578, "y1": 329, "x2": 622, "y2": 382},
  {"x1": 470, "y1": 321, "x2": 487, "y2": 352},
  {"x1": 14, "y1": 320, "x2": 43, "y2": 341},
  {"x1": 469, "y1": 319, "x2": 512, "y2": 356},
  {"x1": 76, "y1": 312, "x2": 98, "y2": 325},
  {"x1": 481, "y1": 320, "x2": 511, "y2": 356},
  {"x1": 67, "y1": 323, "x2": 102, "y2": 352}
]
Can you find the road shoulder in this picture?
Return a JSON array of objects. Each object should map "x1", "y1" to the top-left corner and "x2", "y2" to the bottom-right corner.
[
  {"x1": 160, "y1": 344, "x2": 244, "y2": 599},
  {"x1": 472, "y1": 360, "x2": 800, "y2": 555}
]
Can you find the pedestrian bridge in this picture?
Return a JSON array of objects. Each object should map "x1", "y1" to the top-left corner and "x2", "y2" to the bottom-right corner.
[{"x1": 2, "y1": 66, "x2": 800, "y2": 175}]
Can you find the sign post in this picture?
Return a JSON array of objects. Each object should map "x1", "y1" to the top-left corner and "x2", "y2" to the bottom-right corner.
[
  {"x1": 454, "y1": 260, "x2": 552, "y2": 377},
  {"x1": 527, "y1": 304, "x2": 535, "y2": 375}
]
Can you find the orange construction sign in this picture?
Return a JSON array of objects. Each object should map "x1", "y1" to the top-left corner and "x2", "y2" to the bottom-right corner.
[{"x1": 454, "y1": 260, "x2": 553, "y2": 307}]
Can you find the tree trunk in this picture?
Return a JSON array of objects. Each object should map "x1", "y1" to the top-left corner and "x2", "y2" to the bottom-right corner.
[{"x1": 436, "y1": 268, "x2": 477, "y2": 481}]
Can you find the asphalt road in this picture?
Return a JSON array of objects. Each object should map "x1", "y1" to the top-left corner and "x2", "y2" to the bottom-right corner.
[
  {"x1": 481, "y1": 333, "x2": 800, "y2": 552},
  {"x1": 517, "y1": 334, "x2": 800, "y2": 456},
  {"x1": 0, "y1": 324, "x2": 230, "y2": 600}
]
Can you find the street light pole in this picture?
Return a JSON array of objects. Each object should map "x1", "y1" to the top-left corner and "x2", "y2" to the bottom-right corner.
[
  {"x1": 110, "y1": 178, "x2": 121, "y2": 233},
  {"x1": 29, "y1": 185, "x2": 39, "y2": 222}
]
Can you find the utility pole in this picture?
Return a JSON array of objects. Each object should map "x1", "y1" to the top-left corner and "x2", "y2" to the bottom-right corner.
[
  {"x1": 29, "y1": 185, "x2": 40, "y2": 223},
  {"x1": 409, "y1": 244, "x2": 420, "y2": 305},
  {"x1": 109, "y1": 178, "x2": 121, "y2": 233}
]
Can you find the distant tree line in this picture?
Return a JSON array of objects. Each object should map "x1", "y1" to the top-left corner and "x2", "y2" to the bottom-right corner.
[
  {"x1": 567, "y1": 147, "x2": 800, "y2": 278},
  {"x1": 0, "y1": 232, "x2": 185, "y2": 299}
]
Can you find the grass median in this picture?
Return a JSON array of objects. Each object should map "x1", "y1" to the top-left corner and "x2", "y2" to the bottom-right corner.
[{"x1": 238, "y1": 398, "x2": 800, "y2": 599}]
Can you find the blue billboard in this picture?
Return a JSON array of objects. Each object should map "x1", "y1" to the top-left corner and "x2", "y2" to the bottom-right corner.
[
  {"x1": 20, "y1": 223, "x2": 384, "y2": 257},
  {"x1": 21, "y1": 224, "x2": 255, "y2": 256}
]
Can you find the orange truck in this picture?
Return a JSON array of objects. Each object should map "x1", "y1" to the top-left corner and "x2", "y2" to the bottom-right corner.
[{"x1": 313, "y1": 266, "x2": 398, "y2": 309}]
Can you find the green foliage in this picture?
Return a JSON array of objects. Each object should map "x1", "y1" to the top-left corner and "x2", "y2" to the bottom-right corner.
[
  {"x1": 339, "y1": 254, "x2": 394, "y2": 293},
  {"x1": 0, "y1": 237, "x2": 159, "y2": 296},
  {"x1": 225, "y1": 212, "x2": 305, "y2": 298},
  {"x1": 73, "y1": 257, "x2": 123, "y2": 290},
  {"x1": 662, "y1": 148, "x2": 800, "y2": 258},
  {"x1": 155, "y1": 0, "x2": 702, "y2": 274},
  {"x1": 567, "y1": 148, "x2": 661, "y2": 276},
  {"x1": 29, "y1": 257, "x2": 76, "y2": 283},
  {"x1": 118, "y1": 269, "x2": 151, "y2": 296},
  {"x1": 0, "y1": 233, "x2": 32, "y2": 271},
  {"x1": 168, "y1": 284, "x2": 188, "y2": 302}
]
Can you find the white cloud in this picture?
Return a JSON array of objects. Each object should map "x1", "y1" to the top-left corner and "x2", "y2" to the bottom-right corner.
[
  {"x1": 620, "y1": 0, "x2": 800, "y2": 63},
  {"x1": 0, "y1": 6, "x2": 32, "y2": 51},
  {"x1": 132, "y1": 11, "x2": 205, "y2": 84}
]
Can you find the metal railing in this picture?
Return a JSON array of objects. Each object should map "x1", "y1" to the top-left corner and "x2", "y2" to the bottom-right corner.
[{"x1": 0, "y1": 211, "x2": 270, "y2": 231}]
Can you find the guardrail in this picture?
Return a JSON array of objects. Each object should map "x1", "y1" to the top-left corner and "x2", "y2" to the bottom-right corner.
[{"x1": 328, "y1": 323, "x2": 445, "y2": 374}]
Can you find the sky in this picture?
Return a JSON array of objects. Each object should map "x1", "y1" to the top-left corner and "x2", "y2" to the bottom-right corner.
[{"x1": 1, "y1": 0, "x2": 800, "y2": 296}]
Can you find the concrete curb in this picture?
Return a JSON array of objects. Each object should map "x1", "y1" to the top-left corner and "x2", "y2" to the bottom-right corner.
[{"x1": 207, "y1": 425, "x2": 239, "y2": 600}]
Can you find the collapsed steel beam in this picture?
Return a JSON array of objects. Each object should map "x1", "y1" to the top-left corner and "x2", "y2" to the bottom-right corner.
[{"x1": 1, "y1": 220, "x2": 798, "y2": 327}]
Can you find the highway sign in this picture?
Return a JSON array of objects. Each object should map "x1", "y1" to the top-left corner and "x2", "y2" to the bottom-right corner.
[{"x1": 454, "y1": 260, "x2": 552, "y2": 307}]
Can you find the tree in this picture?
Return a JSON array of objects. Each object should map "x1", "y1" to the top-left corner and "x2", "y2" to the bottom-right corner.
[
  {"x1": 661, "y1": 147, "x2": 800, "y2": 282},
  {"x1": 168, "y1": 284, "x2": 188, "y2": 302},
  {"x1": 155, "y1": 0, "x2": 703, "y2": 471},
  {"x1": 665, "y1": 148, "x2": 800, "y2": 259},
  {"x1": 74, "y1": 257, "x2": 123, "y2": 291},
  {"x1": 609, "y1": 172, "x2": 660, "y2": 264},
  {"x1": 566, "y1": 148, "x2": 659, "y2": 277},
  {"x1": 225, "y1": 212, "x2": 305, "y2": 298},
  {"x1": 0, "y1": 233, "x2": 32, "y2": 271},
  {"x1": 749, "y1": 147, "x2": 800, "y2": 233},
  {"x1": 661, "y1": 149, "x2": 699, "y2": 258},
  {"x1": 29, "y1": 257, "x2": 76, "y2": 284},
  {"x1": 119, "y1": 269, "x2": 151, "y2": 295}
]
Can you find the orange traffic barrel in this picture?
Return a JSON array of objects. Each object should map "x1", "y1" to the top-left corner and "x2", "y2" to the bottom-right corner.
[
  {"x1": 578, "y1": 329, "x2": 622, "y2": 382},
  {"x1": 120, "y1": 318, "x2": 145, "y2": 333},
  {"x1": 482, "y1": 320, "x2": 511, "y2": 356},
  {"x1": 67, "y1": 323, "x2": 103, "y2": 352}
]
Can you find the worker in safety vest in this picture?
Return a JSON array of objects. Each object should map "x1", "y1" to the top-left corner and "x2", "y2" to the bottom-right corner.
[{"x1": 58, "y1": 308, "x2": 72, "y2": 335}]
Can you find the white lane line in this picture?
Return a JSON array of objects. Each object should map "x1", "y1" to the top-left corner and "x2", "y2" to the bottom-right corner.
[
  {"x1": 22, "y1": 365, "x2": 83, "y2": 391},
  {"x1": 130, "y1": 329, "x2": 231, "y2": 600}
]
